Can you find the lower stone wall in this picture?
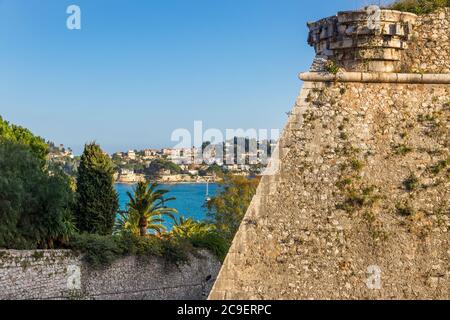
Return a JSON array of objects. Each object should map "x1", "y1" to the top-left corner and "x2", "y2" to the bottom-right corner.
[{"x1": 0, "y1": 250, "x2": 220, "y2": 300}]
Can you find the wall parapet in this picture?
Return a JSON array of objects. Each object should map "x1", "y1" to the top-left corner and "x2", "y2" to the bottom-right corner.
[
  {"x1": 299, "y1": 71, "x2": 450, "y2": 84},
  {"x1": 307, "y1": 8, "x2": 417, "y2": 72},
  {"x1": 0, "y1": 249, "x2": 221, "y2": 300}
]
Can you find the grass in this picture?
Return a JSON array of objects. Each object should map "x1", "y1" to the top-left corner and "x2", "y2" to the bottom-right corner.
[
  {"x1": 429, "y1": 157, "x2": 450, "y2": 175},
  {"x1": 339, "y1": 132, "x2": 349, "y2": 141},
  {"x1": 337, "y1": 186, "x2": 381, "y2": 213},
  {"x1": 403, "y1": 174, "x2": 420, "y2": 191},
  {"x1": 392, "y1": 144, "x2": 413, "y2": 156},
  {"x1": 389, "y1": 0, "x2": 450, "y2": 15},
  {"x1": 350, "y1": 159, "x2": 364, "y2": 172},
  {"x1": 336, "y1": 178, "x2": 353, "y2": 190},
  {"x1": 418, "y1": 113, "x2": 439, "y2": 123},
  {"x1": 396, "y1": 201, "x2": 415, "y2": 217},
  {"x1": 363, "y1": 210, "x2": 388, "y2": 242},
  {"x1": 31, "y1": 251, "x2": 45, "y2": 260},
  {"x1": 434, "y1": 205, "x2": 448, "y2": 229},
  {"x1": 335, "y1": 145, "x2": 361, "y2": 157},
  {"x1": 325, "y1": 60, "x2": 340, "y2": 74},
  {"x1": 417, "y1": 112, "x2": 444, "y2": 137}
]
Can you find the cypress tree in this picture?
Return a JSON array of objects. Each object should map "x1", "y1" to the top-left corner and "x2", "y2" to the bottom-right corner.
[{"x1": 75, "y1": 142, "x2": 118, "y2": 235}]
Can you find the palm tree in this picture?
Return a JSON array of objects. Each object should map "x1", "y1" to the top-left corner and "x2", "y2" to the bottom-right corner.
[
  {"x1": 171, "y1": 216, "x2": 214, "y2": 238},
  {"x1": 117, "y1": 181, "x2": 178, "y2": 236}
]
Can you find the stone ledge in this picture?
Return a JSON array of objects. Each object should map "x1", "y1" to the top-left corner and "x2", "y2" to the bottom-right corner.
[{"x1": 299, "y1": 72, "x2": 450, "y2": 84}]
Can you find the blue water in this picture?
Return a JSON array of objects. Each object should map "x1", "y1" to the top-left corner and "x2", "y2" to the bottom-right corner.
[{"x1": 115, "y1": 183, "x2": 218, "y2": 229}]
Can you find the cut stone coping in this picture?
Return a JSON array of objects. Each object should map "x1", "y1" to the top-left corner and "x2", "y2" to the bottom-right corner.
[{"x1": 299, "y1": 72, "x2": 450, "y2": 84}]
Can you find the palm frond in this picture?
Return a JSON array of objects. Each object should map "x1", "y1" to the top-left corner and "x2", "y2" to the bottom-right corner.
[{"x1": 115, "y1": 179, "x2": 178, "y2": 237}]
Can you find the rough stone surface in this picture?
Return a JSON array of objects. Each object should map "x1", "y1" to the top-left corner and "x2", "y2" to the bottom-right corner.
[
  {"x1": 308, "y1": 8, "x2": 450, "y2": 74},
  {"x1": 0, "y1": 250, "x2": 220, "y2": 300},
  {"x1": 308, "y1": 9, "x2": 417, "y2": 72},
  {"x1": 210, "y1": 81, "x2": 449, "y2": 299},
  {"x1": 401, "y1": 8, "x2": 450, "y2": 73},
  {"x1": 210, "y1": 8, "x2": 449, "y2": 300}
]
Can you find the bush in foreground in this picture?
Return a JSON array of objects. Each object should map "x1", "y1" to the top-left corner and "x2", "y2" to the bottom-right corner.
[
  {"x1": 69, "y1": 228, "x2": 229, "y2": 268},
  {"x1": 0, "y1": 116, "x2": 49, "y2": 162},
  {"x1": 207, "y1": 174, "x2": 260, "y2": 242},
  {"x1": 0, "y1": 141, "x2": 75, "y2": 249}
]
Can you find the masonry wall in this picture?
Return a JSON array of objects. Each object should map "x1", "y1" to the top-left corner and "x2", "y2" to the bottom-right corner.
[
  {"x1": 210, "y1": 80, "x2": 449, "y2": 300},
  {"x1": 210, "y1": 6, "x2": 450, "y2": 301},
  {"x1": 0, "y1": 250, "x2": 220, "y2": 300},
  {"x1": 401, "y1": 8, "x2": 450, "y2": 73}
]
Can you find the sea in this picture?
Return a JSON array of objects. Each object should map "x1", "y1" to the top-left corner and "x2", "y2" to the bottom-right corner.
[{"x1": 115, "y1": 183, "x2": 219, "y2": 229}]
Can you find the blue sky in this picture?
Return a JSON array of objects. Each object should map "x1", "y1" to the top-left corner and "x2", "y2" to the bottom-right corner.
[{"x1": 0, "y1": 0, "x2": 383, "y2": 154}]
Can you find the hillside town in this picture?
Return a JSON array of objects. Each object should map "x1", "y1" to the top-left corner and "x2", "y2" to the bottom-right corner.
[{"x1": 49, "y1": 138, "x2": 277, "y2": 184}]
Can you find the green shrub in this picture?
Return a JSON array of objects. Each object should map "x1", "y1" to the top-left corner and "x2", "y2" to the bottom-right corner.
[
  {"x1": 392, "y1": 144, "x2": 413, "y2": 156},
  {"x1": 0, "y1": 116, "x2": 49, "y2": 162},
  {"x1": 0, "y1": 141, "x2": 75, "y2": 249},
  {"x1": 403, "y1": 174, "x2": 420, "y2": 191},
  {"x1": 396, "y1": 201, "x2": 415, "y2": 216},
  {"x1": 68, "y1": 233, "x2": 192, "y2": 267},
  {"x1": 339, "y1": 132, "x2": 349, "y2": 141},
  {"x1": 389, "y1": 0, "x2": 450, "y2": 15},
  {"x1": 207, "y1": 174, "x2": 259, "y2": 242},
  {"x1": 169, "y1": 216, "x2": 230, "y2": 262},
  {"x1": 68, "y1": 230, "x2": 229, "y2": 267},
  {"x1": 69, "y1": 233, "x2": 123, "y2": 266},
  {"x1": 350, "y1": 159, "x2": 364, "y2": 172},
  {"x1": 429, "y1": 157, "x2": 450, "y2": 175},
  {"x1": 159, "y1": 238, "x2": 191, "y2": 264},
  {"x1": 338, "y1": 186, "x2": 380, "y2": 213},
  {"x1": 336, "y1": 178, "x2": 353, "y2": 190},
  {"x1": 325, "y1": 60, "x2": 340, "y2": 74},
  {"x1": 188, "y1": 230, "x2": 230, "y2": 262}
]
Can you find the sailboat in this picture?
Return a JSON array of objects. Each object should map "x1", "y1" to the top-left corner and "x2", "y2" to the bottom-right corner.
[{"x1": 205, "y1": 180, "x2": 211, "y2": 202}]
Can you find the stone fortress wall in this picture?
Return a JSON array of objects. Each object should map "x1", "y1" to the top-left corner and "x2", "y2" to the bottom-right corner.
[
  {"x1": 307, "y1": 7, "x2": 449, "y2": 73},
  {"x1": 210, "y1": 7, "x2": 449, "y2": 300},
  {"x1": 402, "y1": 8, "x2": 450, "y2": 73},
  {"x1": 0, "y1": 250, "x2": 220, "y2": 300},
  {"x1": 307, "y1": 9, "x2": 417, "y2": 72}
]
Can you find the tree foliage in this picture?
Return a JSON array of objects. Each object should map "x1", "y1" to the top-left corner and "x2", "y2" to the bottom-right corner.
[
  {"x1": 0, "y1": 141, "x2": 75, "y2": 249},
  {"x1": 171, "y1": 216, "x2": 214, "y2": 238},
  {"x1": 207, "y1": 174, "x2": 260, "y2": 241},
  {"x1": 75, "y1": 143, "x2": 119, "y2": 235},
  {"x1": 0, "y1": 116, "x2": 48, "y2": 162},
  {"x1": 145, "y1": 158, "x2": 182, "y2": 178},
  {"x1": 170, "y1": 216, "x2": 229, "y2": 261},
  {"x1": 115, "y1": 181, "x2": 178, "y2": 236}
]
